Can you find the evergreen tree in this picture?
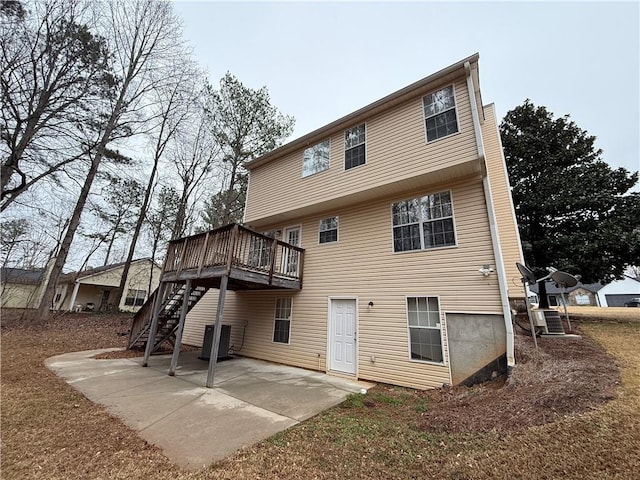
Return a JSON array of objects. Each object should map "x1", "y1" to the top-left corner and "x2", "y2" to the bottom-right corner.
[{"x1": 500, "y1": 100, "x2": 639, "y2": 283}]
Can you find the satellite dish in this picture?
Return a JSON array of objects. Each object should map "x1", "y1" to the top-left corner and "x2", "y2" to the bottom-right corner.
[
  {"x1": 516, "y1": 262, "x2": 537, "y2": 285},
  {"x1": 550, "y1": 270, "x2": 578, "y2": 288}
]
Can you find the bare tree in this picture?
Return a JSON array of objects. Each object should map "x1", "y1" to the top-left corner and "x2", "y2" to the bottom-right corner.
[
  {"x1": 144, "y1": 184, "x2": 179, "y2": 293},
  {"x1": 0, "y1": 0, "x2": 116, "y2": 210},
  {"x1": 83, "y1": 174, "x2": 143, "y2": 265},
  {"x1": 109, "y1": 55, "x2": 199, "y2": 311},
  {"x1": 35, "y1": 0, "x2": 184, "y2": 321},
  {"x1": 0, "y1": 218, "x2": 28, "y2": 268},
  {"x1": 169, "y1": 97, "x2": 221, "y2": 239}
]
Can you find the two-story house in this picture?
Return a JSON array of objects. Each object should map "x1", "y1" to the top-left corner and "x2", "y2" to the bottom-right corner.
[{"x1": 133, "y1": 54, "x2": 525, "y2": 390}]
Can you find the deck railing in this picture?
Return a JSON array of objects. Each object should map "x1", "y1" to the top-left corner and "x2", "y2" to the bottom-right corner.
[{"x1": 164, "y1": 224, "x2": 305, "y2": 284}]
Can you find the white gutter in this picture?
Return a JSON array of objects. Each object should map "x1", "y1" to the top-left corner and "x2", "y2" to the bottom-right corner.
[{"x1": 465, "y1": 61, "x2": 515, "y2": 369}]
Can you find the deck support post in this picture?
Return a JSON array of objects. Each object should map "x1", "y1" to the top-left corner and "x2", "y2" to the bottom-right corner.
[
  {"x1": 168, "y1": 279, "x2": 191, "y2": 376},
  {"x1": 143, "y1": 282, "x2": 167, "y2": 367},
  {"x1": 206, "y1": 274, "x2": 228, "y2": 388}
]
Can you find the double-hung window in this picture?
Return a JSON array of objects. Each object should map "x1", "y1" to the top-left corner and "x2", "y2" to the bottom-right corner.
[
  {"x1": 423, "y1": 85, "x2": 458, "y2": 142},
  {"x1": 125, "y1": 289, "x2": 147, "y2": 307},
  {"x1": 273, "y1": 298, "x2": 292, "y2": 344},
  {"x1": 302, "y1": 140, "x2": 330, "y2": 177},
  {"x1": 392, "y1": 191, "x2": 455, "y2": 253},
  {"x1": 319, "y1": 217, "x2": 338, "y2": 244},
  {"x1": 407, "y1": 296, "x2": 443, "y2": 363},
  {"x1": 344, "y1": 124, "x2": 366, "y2": 170}
]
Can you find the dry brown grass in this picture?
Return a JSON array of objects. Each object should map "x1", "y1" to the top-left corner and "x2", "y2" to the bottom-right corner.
[
  {"x1": 567, "y1": 305, "x2": 640, "y2": 321},
  {"x1": 1, "y1": 309, "x2": 639, "y2": 479}
]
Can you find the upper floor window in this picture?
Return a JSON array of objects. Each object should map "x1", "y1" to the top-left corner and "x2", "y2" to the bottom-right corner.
[
  {"x1": 392, "y1": 191, "x2": 455, "y2": 252},
  {"x1": 423, "y1": 85, "x2": 458, "y2": 142},
  {"x1": 302, "y1": 140, "x2": 330, "y2": 177},
  {"x1": 344, "y1": 124, "x2": 366, "y2": 170},
  {"x1": 319, "y1": 216, "x2": 338, "y2": 244}
]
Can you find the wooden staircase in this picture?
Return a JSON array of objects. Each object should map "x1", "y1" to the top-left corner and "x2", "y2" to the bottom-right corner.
[
  {"x1": 128, "y1": 283, "x2": 209, "y2": 351},
  {"x1": 127, "y1": 224, "x2": 304, "y2": 386}
]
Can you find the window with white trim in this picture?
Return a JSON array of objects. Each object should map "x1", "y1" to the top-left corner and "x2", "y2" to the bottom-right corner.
[
  {"x1": 273, "y1": 298, "x2": 292, "y2": 343},
  {"x1": 407, "y1": 296, "x2": 443, "y2": 363},
  {"x1": 319, "y1": 216, "x2": 338, "y2": 244},
  {"x1": 302, "y1": 140, "x2": 330, "y2": 177},
  {"x1": 392, "y1": 191, "x2": 455, "y2": 252},
  {"x1": 423, "y1": 85, "x2": 458, "y2": 142},
  {"x1": 344, "y1": 124, "x2": 365, "y2": 170},
  {"x1": 125, "y1": 289, "x2": 147, "y2": 307}
]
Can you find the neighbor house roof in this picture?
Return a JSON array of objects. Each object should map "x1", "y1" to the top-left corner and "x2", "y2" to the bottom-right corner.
[
  {"x1": 58, "y1": 258, "x2": 157, "y2": 284},
  {"x1": 1, "y1": 267, "x2": 45, "y2": 285},
  {"x1": 244, "y1": 53, "x2": 480, "y2": 171},
  {"x1": 530, "y1": 281, "x2": 603, "y2": 295}
]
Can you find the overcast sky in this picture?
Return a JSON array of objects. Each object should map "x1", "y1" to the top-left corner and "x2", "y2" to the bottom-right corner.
[{"x1": 172, "y1": 0, "x2": 640, "y2": 178}]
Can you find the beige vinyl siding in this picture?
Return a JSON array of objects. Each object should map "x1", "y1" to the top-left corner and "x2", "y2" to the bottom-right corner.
[
  {"x1": 56, "y1": 260, "x2": 161, "y2": 311},
  {"x1": 481, "y1": 104, "x2": 526, "y2": 298},
  {"x1": 185, "y1": 177, "x2": 501, "y2": 390},
  {"x1": 0, "y1": 283, "x2": 42, "y2": 308},
  {"x1": 245, "y1": 77, "x2": 478, "y2": 225}
]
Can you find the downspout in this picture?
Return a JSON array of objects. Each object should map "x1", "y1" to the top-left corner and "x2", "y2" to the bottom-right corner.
[{"x1": 465, "y1": 61, "x2": 515, "y2": 370}]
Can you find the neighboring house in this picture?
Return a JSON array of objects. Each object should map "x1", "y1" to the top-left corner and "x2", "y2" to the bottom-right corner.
[
  {"x1": 1, "y1": 267, "x2": 46, "y2": 308},
  {"x1": 136, "y1": 54, "x2": 526, "y2": 389},
  {"x1": 530, "y1": 281, "x2": 603, "y2": 307},
  {"x1": 596, "y1": 275, "x2": 640, "y2": 307},
  {"x1": 56, "y1": 258, "x2": 161, "y2": 313}
]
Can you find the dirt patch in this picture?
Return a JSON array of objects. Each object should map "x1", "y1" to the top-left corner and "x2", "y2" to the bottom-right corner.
[{"x1": 418, "y1": 331, "x2": 620, "y2": 433}]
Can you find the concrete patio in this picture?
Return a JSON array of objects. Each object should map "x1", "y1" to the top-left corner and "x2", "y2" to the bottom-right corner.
[{"x1": 45, "y1": 350, "x2": 373, "y2": 469}]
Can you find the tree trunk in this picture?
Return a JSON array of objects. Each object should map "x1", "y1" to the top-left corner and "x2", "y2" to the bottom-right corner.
[
  {"x1": 109, "y1": 152, "x2": 162, "y2": 311},
  {"x1": 34, "y1": 156, "x2": 103, "y2": 321},
  {"x1": 172, "y1": 189, "x2": 189, "y2": 240},
  {"x1": 35, "y1": 84, "x2": 131, "y2": 321},
  {"x1": 222, "y1": 159, "x2": 239, "y2": 225}
]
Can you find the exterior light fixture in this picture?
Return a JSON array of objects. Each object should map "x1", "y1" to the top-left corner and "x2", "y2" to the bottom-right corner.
[{"x1": 479, "y1": 265, "x2": 494, "y2": 276}]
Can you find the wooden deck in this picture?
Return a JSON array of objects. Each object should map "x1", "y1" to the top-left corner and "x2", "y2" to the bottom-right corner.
[
  {"x1": 128, "y1": 224, "x2": 304, "y2": 353},
  {"x1": 162, "y1": 223, "x2": 304, "y2": 290}
]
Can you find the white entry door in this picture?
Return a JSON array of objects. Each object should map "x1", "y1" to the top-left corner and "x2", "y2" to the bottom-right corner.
[{"x1": 329, "y1": 299, "x2": 357, "y2": 374}]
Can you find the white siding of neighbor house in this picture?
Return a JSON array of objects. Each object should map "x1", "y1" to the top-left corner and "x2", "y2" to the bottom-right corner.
[
  {"x1": 184, "y1": 176, "x2": 502, "y2": 389},
  {"x1": 596, "y1": 276, "x2": 640, "y2": 307}
]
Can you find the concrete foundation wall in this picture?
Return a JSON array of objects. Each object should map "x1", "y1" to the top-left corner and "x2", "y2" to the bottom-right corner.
[{"x1": 446, "y1": 313, "x2": 506, "y2": 385}]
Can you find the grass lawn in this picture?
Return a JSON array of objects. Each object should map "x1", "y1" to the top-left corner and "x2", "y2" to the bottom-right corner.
[{"x1": 1, "y1": 309, "x2": 639, "y2": 479}]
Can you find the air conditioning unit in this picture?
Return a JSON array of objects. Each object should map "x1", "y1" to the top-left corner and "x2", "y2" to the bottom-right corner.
[
  {"x1": 198, "y1": 324, "x2": 231, "y2": 361},
  {"x1": 531, "y1": 310, "x2": 565, "y2": 334}
]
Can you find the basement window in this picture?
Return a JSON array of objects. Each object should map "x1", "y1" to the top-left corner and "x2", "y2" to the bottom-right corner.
[
  {"x1": 273, "y1": 298, "x2": 292, "y2": 344},
  {"x1": 406, "y1": 296, "x2": 443, "y2": 363}
]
